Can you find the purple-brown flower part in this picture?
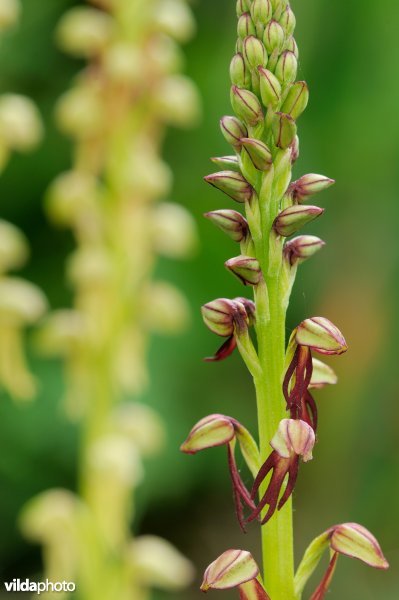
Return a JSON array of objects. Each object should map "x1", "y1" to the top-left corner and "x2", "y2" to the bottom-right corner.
[
  {"x1": 238, "y1": 579, "x2": 271, "y2": 599},
  {"x1": 247, "y1": 419, "x2": 314, "y2": 525},
  {"x1": 228, "y1": 442, "x2": 256, "y2": 532},
  {"x1": 204, "y1": 335, "x2": 237, "y2": 362},
  {"x1": 283, "y1": 344, "x2": 313, "y2": 417},
  {"x1": 309, "y1": 552, "x2": 339, "y2": 600}
]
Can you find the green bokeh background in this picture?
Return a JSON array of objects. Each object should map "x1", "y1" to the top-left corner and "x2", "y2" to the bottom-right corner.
[{"x1": 0, "y1": 1, "x2": 398, "y2": 598}]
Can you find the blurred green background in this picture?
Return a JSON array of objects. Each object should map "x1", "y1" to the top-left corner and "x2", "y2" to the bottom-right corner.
[{"x1": 0, "y1": 0, "x2": 398, "y2": 598}]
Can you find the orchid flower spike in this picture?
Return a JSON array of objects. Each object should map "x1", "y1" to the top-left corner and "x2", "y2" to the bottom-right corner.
[
  {"x1": 201, "y1": 549, "x2": 270, "y2": 599},
  {"x1": 247, "y1": 419, "x2": 315, "y2": 526},
  {"x1": 180, "y1": 414, "x2": 260, "y2": 531}
]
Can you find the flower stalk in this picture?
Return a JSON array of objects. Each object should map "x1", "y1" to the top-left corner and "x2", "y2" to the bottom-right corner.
[{"x1": 182, "y1": 1, "x2": 388, "y2": 599}]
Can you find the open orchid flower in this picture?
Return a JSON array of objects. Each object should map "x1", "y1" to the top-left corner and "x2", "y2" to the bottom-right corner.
[
  {"x1": 201, "y1": 297, "x2": 255, "y2": 362},
  {"x1": 181, "y1": 414, "x2": 260, "y2": 531},
  {"x1": 247, "y1": 419, "x2": 315, "y2": 526},
  {"x1": 201, "y1": 549, "x2": 270, "y2": 599},
  {"x1": 283, "y1": 318, "x2": 347, "y2": 431}
]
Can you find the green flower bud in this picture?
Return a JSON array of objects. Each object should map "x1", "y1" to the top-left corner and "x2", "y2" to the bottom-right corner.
[
  {"x1": 155, "y1": 75, "x2": 200, "y2": 128},
  {"x1": 243, "y1": 35, "x2": 268, "y2": 69},
  {"x1": 273, "y1": 205, "x2": 324, "y2": 237},
  {"x1": 155, "y1": 0, "x2": 196, "y2": 44},
  {"x1": 0, "y1": 277, "x2": 47, "y2": 326},
  {"x1": 220, "y1": 115, "x2": 248, "y2": 150},
  {"x1": 45, "y1": 170, "x2": 100, "y2": 227},
  {"x1": 103, "y1": 43, "x2": 142, "y2": 84},
  {"x1": 0, "y1": 219, "x2": 28, "y2": 274},
  {"x1": 284, "y1": 235, "x2": 325, "y2": 265},
  {"x1": 142, "y1": 281, "x2": 190, "y2": 334},
  {"x1": 231, "y1": 85, "x2": 264, "y2": 126},
  {"x1": 152, "y1": 202, "x2": 198, "y2": 259},
  {"x1": 237, "y1": 12, "x2": 256, "y2": 39},
  {"x1": 296, "y1": 317, "x2": 348, "y2": 355},
  {"x1": 290, "y1": 173, "x2": 335, "y2": 203},
  {"x1": 272, "y1": 112, "x2": 297, "y2": 149},
  {"x1": 258, "y1": 66, "x2": 282, "y2": 108},
  {"x1": 204, "y1": 171, "x2": 254, "y2": 203},
  {"x1": 230, "y1": 53, "x2": 251, "y2": 88},
  {"x1": 285, "y1": 35, "x2": 299, "y2": 59},
  {"x1": 279, "y1": 4, "x2": 296, "y2": 36},
  {"x1": 211, "y1": 155, "x2": 240, "y2": 171},
  {"x1": 56, "y1": 7, "x2": 113, "y2": 58},
  {"x1": 180, "y1": 414, "x2": 235, "y2": 454},
  {"x1": 201, "y1": 298, "x2": 249, "y2": 337},
  {"x1": 329, "y1": 524, "x2": 389, "y2": 570},
  {"x1": 236, "y1": 0, "x2": 252, "y2": 18},
  {"x1": 0, "y1": 94, "x2": 43, "y2": 152},
  {"x1": 204, "y1": 209, "x2": 249, "y2": 243},
  {"x1": 281, "y1": 81, "x2": 309, "y2": 120},
  {"x1": 250, "y1": 0, "x2": 273, "y2": 26},
  {"x1": 241, "y1": 137, "x2": 272, "y2": 171},
  {"x1": 55, "y1": 86, "x2": 103, "y2": 140},
  {"x1": 0, "y1": 0, "x2": 20, "y2": 30},
  {"x1": 271, "y1": 418, "x2": 315, "y2": 462},
  {"x1": 275, "y1": 50, "x2": 298, "y2": 84},
  {"x1": 225, "y1": 255, "x2": 262, "y2": 286},
  {"x1": 263, "y1": 20, "x2": 285, "y2": 54},
  {"x1": 201, "y1": 549, "x2": 260, "y2": 592}
]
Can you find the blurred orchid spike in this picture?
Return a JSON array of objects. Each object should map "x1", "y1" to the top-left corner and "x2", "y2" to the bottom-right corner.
[
  {"x1": 247, "y1": 419, "x2": 315, "y2": 526},
  {"x1": 181, "y1": 415, "x2": 260, "y2": 531},
  {"x1": 201, "y1": 549, "x2": 270, "y2": 598},
  {"x1": 284, "y1": 318, "x2": 347, "y2": 430},
  {"x1": 201, "y1": 297, "x2": 255, "y2": 362}
]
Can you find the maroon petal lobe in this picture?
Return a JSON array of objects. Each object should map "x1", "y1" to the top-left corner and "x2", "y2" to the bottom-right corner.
[
  {"x1": 277, "y1": 455, "x2": 299, "y2": 510},
  {"x1": 309, "y1": 552, "x2": 339, "y2": 600},
  {"x1": 204, "y1": 335, "x2": 237, "y2": 362},
  {"x1": 227, "y1": 443, "x2": 256, "y2": 532},
  {"x1": 247, "y1": 453, "x2": 292, "y2": 525}
]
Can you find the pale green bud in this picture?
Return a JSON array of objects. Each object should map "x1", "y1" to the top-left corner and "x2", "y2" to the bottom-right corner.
[
  {"x1": 0, "y1": 94, "x2": 42, "y2": 152},
  {"x1": 251, "y1": 0, "x2": 272, "y2": 26},
  {"x1": 279, "y1": 4, "x2": 296, "y2": 36},
  {"x1": 230, "y1": 53, "x2": 251, "y2": 88},
  {"x1": 152, "y1": 202, "x2": 198, "y2": 259},
  {"x1": 274, "y1": 205, "x2": 324, "y2": 237},
  {"x1": 113, "y1": 403, "x2": 165, "y2": 457},
  {"x1": 243, "y1": 35, "x2": 268, "y2": 69},
  {"x1": 231, "y1": 85, "x2": 264, "y2": 126},
  {"x1": 225, "y1": 255, "x2": 262, "y2": 286},
  {"x1": 0, "y1": 277, "x2": 47, "y2": 326},
  {"x1": 36, "y1": 310, "x2": 85, "y2": 356},
  {"x1": 56, "y1": 7, "x2": 113, "y2": 58},
  {"x1": 201, "y1": 549, "x2": 259, "y2": 591},
  {"x1": 236, "y1": 0, "x2": 252, "y2": 18},
  {"x1": 271, "y1": 418, "x2": 315, "y2": 462},
  {"x1": 155, "y1": 0, "x2": 196, "y2": 43},
  {"x1": 284, "y1": 235, "x2": 325, "y2": 265},
  {"x1": 201, "y1": 298, "x2": 249, "y2": 337},
  {"x1": 148, "y1": 34, "x2": 184, "y2": 75},
  {"x1": 103, "y1": 43, "x2": 142, "y2": 84},
  {"x1": 272, "y1": 112, "x2": 297, "y2": 149},
  {"x1": 45, "y1": 170, "x2": 100, "y2": 226},
  {"x1": 237, "y1": 12, "x2": 256, "y2": 39},
  {"x1": 155, "y1": 75, "x2": 200, "y2": 128},
  {"x1": 0, "y1": 219, "x2": 28, "y2": 274},
  {"x1": 220, "y1": 115, "x2": 248, "y2": 150},
  {"x1": 275, "y1": 51, "x2": 298, "y2": 84},
  {"x1": 88, "y1": 435, "x2": 143, "y2": 486},
  {"x1": 123, "y1": 148, "x2": 172, "y2": 198},
  {"x1": 281, "y1": 81, "x2": 309, "y2": 120},
  {"x1": 20, "y1": 489, "x2": 79, "y2": 542},
  {"x1": 129, "y1": 536, "x2": 194, "y2": 591},
  {"x1": 204, "y1": 209, "x2": 249, "y2": 242},
  {"x1": 0, "y1": 0, "x2": 20, "y2": 30},
  {"x1": 67, "y1": 247, "x2": 113, "y2": 288},
  {"x1": 211, "y1": 155, "x2": 240, "y2": 171},
  {"x1": 330, "y1": 523, "x2": 389, "y2": 570},
  {"x1": 290, "y1": 173, "x2": 335, "y2": 203},
  {"x1": 180, "y1": 414, "x2": 235, "y2": 454},
  {"x1": 55, "y1": 86, "x2": 103, "y2": 140},
  {"x1": 258, "y1": 67, "x2": 281, "y2": 108},
  {"x1": 296, "y1": 317, "x2": 348, "y2": 355},
  {"x1": 263, "y1": 19, "x2": 285, "y2": 54},
  {"x1": 285, "y1": 35, "x2": 299, "y2": 59},
  {"x1": 142, "y1": 281, "x2": 190, "y2": 334},
  {"x1": 241, "y1": 137, "x2": 272, "y2": 171},
  {"x1": 204, "y1": 170, "x2": 254, "y2": 203}
]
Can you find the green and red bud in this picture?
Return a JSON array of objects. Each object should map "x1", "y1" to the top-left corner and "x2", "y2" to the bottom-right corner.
[
  {"x1": 243, "y1": 35, "x2": 268, "y2": 69},
  {"x1": 220, "y1": 115, "x2": 248, "y2": 150},
  {"x1": 290, "y1": 173, "x2": 335, "y2": 203},
  {"x1": 225, "y1": 255, "x2": 262, "y2": 286},
  {"x1": 272, "y1": 112, "x2": 297, "y2": 149},
  {"x1": 281, "y1": 81, "x2": 309, "y2": 120},
  {"x1": 205, "y1": 209, "x2": 249, "y2": 243},
  {"x1": 274, "y1": 205, "x2": 324, "y2": 237},
  {"x1": 237, "y1": 12, "x2": 256, "y2": 39},
  {"x1": 231, "y1": 86, "x2": 264, "y2": 126},
  {"x1": 275, "y1": 50, "x2": 298, "y2": 84},
  {"x1": 201, "y1": 298, "x2": 249, "y2": 337},
  {"x1": 258, "y1": 67, "x2": 281, "y2": 108},
  {"x1": 279, "y1": 4, "x2": 296, "y2": 36},
  {"x1": 296, "y1": 317, "x2": 348, "y2": 356},
  {"x1": 204, "y1": 171, "x2": 254, "y2": 203},
  {"x1": 241, "y1": 137, "x2": 273, "y2": 171},
  {"x1": 309, "y1": 358, "x2": 338, "y2": 388},
  {"x1": 271, "y1": 418, "x2": 315, "y2": 462},
  {"x1": 201, "y1": 549, "x2": 260, "y2": 592},
  {"x1": 329, "y1": 523, "x2": 389, "y2": 570},
  {"x1": 230, "y1": 53, "x2": 251, "y2": 88},
  {"x1": 180, "y1": 414, "x2": 235, "y2": 454},
  {"x1": 236, "y1": 0, "x2": 252, "y2": 18},
  {"x1": 251, "y1": 0, "x2": 273, "y2": 27},
  {"x1": 285, "y1": 35, "x2": 299, "y2": 59},
  {"x1": 284, "y1": 235, "x2": 325, "y2": 265},
  {"x1": 263, "y1": 20, "x2": 285, "y2": 54}
]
